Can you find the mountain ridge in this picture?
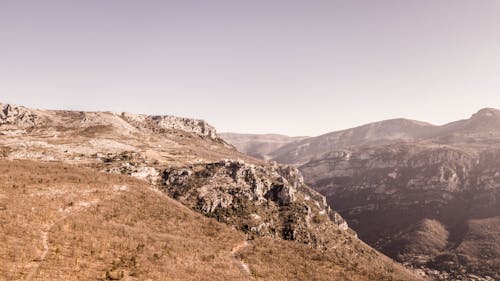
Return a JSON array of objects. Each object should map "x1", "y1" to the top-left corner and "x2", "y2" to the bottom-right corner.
[
  {"x1": 0, "y1": 102, "x2": 423, "y2": 281},
  {"x1": 234, "y1": 108, "x2": 500, "y2": 165}
]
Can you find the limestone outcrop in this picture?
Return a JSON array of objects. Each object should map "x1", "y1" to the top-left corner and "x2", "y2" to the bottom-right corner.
[
  {"x1": 121, "y1": 112, "x2": 218, "y2": 139},
  {"x1": 0, "y1": 102, "x2": 219, "y2": 140},
  {"x1": 160, "y1": 159, "x2": 351, "y2": 246},
  {"x1": 0, "y1": 103, "x2": 42, "y2": 127}
]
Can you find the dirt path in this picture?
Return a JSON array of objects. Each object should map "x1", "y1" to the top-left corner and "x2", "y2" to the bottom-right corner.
[
  {"x1": 24, "y1": 228, "x2": 50, "y2": 281},
  {"x1": 23, "y1": 183, "x2": 133, "y2": 281},
  {"x1": 24, "y1": 201, "x2": 101, "y2": 281},
  {"x1": 231, "y1": 240, "x2": 252, "y2": 278}
]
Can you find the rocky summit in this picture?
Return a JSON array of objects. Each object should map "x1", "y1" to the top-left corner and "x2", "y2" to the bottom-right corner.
[{"x1": 0, "y1": 103, "x2": 45, "y2": 127}]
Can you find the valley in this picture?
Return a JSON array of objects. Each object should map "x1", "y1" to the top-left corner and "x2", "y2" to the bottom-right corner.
[{"x1": 225, "y1": 108, "x2": 500, "y2": 281}]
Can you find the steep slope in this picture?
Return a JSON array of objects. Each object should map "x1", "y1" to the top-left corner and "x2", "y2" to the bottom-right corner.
[
  {"x1": 270, "y1": 118, "x2": 436, "y2": 165},
  {"x1": 160, "y1": 160, "x2": 351, "y2": 245},
  {"x1": 0, "y1": 103, "x2": 424, "y2": 281},
  {"x1": 220, "y1": 133, "x2": 308, "y2": 160}
]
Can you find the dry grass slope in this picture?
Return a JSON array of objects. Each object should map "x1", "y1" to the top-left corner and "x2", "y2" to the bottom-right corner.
[
  {"x1": 0, "y1": 160, "x2": 247, "y2": 281},
  {"x1": 240, "y1": 238, "x2": 421, "y2": 281},
  {"x1": 0, "y1": 160, "x2": 423, "y2": 281}
]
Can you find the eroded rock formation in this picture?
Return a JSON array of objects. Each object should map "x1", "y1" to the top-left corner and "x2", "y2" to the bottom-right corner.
[{"x1": 159, "y1": 159, "x2": 351, "y2": 246}]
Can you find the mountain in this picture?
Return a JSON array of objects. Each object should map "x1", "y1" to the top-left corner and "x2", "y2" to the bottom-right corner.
[
  {"x1": 222, "y1": 108, "x2": 499, "y2": 280},
  {"x1": 220, "y1": 133, "x2": 308, "y2": 160},
  {"x1": 0, "y1": 103, "x2": 422, "y2": 281},
  {"x1": 267, "y1": 108, "x2": 500, "y2": 166},
  {"x1": 270, "y1": 118, "x2": 436, "y2": 165},
  {"x1": 432, "y1": 108, "x2": 500, "y2": 143}
]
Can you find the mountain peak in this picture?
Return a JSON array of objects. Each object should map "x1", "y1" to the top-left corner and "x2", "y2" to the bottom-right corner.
[
  {"x1": 367, "y1": 118, "x2": 434, "y2": 129},
  {"x1": 472, "y1": 108, "x2": 500, "y2": 119},
  {"x1": 460, "y1": 107, "x2": 500, "y2": 133}
]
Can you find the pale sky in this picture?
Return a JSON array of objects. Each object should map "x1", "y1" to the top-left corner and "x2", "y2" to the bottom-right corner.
[{"x1": 1, "y1": 1, "x2": 499, "y2": 136}]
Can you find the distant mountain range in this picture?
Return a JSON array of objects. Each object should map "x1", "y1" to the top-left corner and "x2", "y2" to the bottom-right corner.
[
  {"x1": 269, "y1": 108, "x2": 500, "y2": 165},
  {"x1": 222, "y1": 108, "x2": 500, "y2": 281}
]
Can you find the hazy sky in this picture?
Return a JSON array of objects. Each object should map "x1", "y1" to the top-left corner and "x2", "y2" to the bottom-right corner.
[{"x1": 1, "y1": 1, "x2": 499, "y2": 136}]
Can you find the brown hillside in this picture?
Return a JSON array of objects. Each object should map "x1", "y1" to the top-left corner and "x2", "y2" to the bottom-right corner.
[{"x1": 0, "y1": 160, "x2": 423, "y2": 281}]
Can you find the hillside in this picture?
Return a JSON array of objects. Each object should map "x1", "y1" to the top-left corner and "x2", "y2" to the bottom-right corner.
[
  {"x1": 0, "y1": 103, "x2": 423, "y2": 281},
  {"x1": 0, "y1": 160, "x2": 248, "y2": 281},
  {"x1": 0, "y1": 160, "x2": 423, "y2": 281}
]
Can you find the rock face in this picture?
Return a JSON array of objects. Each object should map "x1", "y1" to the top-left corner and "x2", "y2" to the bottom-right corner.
[
  {"x1": 122, "y1": 112, "x2": 218, "y2": 139},
  {"x1": 160, "y1": 159, "x2": 350, "y2": 245},
  {"x1": 0, "y1": 103, "x2": 42, "y2": 127},
  {"x1": 0, "y1": 103, "x2": 219, "y2": 140}
]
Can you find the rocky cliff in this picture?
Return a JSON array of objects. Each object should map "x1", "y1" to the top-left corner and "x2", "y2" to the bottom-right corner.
[
  {"x1": 0, "y1": 103, "x2": 218, "y2": 140},
  {"x1": 160, "y1": 160, "x2": 350, "y2": 245},
  {"x1": 121, "y1": 112, "x2": 218, "y2": 139},
  {"x1": 0, "y1": 103, "x2": 46, "y2": 127},
  {"x1": 105, "y1": 156, "x2": 353, "y2": 247}
]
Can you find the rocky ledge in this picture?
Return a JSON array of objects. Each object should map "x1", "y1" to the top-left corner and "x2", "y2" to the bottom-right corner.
[{"x1": 121, "y1": 112, "x2": 218, "y2": 139}]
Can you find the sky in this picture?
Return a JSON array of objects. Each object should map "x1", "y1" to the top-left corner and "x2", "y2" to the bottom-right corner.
[{"x1": 1, "y1": 1, "x2": 500, "y2": 136}]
